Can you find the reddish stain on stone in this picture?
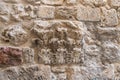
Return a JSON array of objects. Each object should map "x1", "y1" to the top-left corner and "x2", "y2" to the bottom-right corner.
[{"x1": 0, "y1": 47, "x2": 22, "y2": 67}]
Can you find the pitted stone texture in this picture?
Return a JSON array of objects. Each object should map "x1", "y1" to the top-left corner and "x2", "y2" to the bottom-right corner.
[
  {"x1": 41, "y1": 0, "x2": 64, "y2": 5},
  {"x1": 1, "y1": 24, "x2": 28, "y2": 46},
  {"x1": 0, "y1": 3, "x2": 9, "y2": 15},
  {"x1": 67, "y1": 0, "x2": 76, "y2": 4},
  {"x1": 69, "y1": 65, "x2": 104, "y2": 80},
  {"x1": 0, "y1": 46, "x2": 22, "y2": 67},
  {"x1": 55, "y1": 6, "x2": 77, "y2": 20},
  {"x1": 83, "y1": 0, "x2": 107, "y2": 6},
  {"x1": 0, "y1": 46, "x2": 34, "y2": 67},
  {"x1": 32, "y1": 20, "x2": 84, "y2": 65},
  {"x1": 110, "y1": 0, "x2": 120, "y2": 7},
  {"x1": 93, "y1": 0, "x2": 107, "y2": 6},
  {"x1": 51, "y1": 66, "x2": 67, "y2": 73},
  {"x1": 102, "y1": 8, "x2": 118, "y2": 26},
  {"x1": 22, "y1": 47, "x2": 35, "y2": 63},
  {"x1": 0, "y1": 64, "x2": 51, "y2": 80},
  {"x1": 97, "y1": 27, "x2": 120, "y2": 42},
  {"x1": 77, "y1": 5, "x2": 101, "y2": 21},
  {"x1": 101, "y1": 41, "x2": 120, "y2": 64},
  {"x1": 37, "y1": 6, "x2": 55, "y2": 19},
  {"x1": 4, "y1": 0, "x2": 18, "y2": 3}
]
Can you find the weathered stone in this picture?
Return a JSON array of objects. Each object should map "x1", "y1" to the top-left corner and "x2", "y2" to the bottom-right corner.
[
  {"x1": 97, "y1": 27, "x2": 119, "y2": 42},
  {"x1": 56, "y1": 73, "x2": 67, "y2": 80},
  {"x1": 0, "y1": 3, "x2": 9, "y2": 15},
  {"x1": 55, "y1": 6, "x2": 77, "y2": 20},
  {"x1": 4, "y1": 0, "x2": 18, "y2": 3},
  {"x1": 110, "y1": 0, "x2": 120, "y2": 7},
  {"x1": 1, "y1": 24, "x2": 28, "y2": 45},
  {"x1": 67, "y1": 0, "x2": 76, "y2": 4},
  {"x1": 102, "y1": 8, "x2": 118, "y2": 26},
  {"x1": 22, "y1": 48, "x2": 34, "y2": 63},
  {"x1": 1, "y1": 0, "x2": 120, "y2": 79},
  {"x1": 0, "y1": 16, "x2": 10, "y2": 22},
  {"x1": 69, "y1": 65, "x2": 104, "y2": 80},
  {"x1": 12, "y1": 4, "x2": 25, "y2": 14},
  {"x1": 83, "y1": 0, "x2": 107, "y2": 6},
  {"x1": 38, "y1": 48, "x2": 51, "y2": 64},
  {"x1": 101, "y1": 41, "x2": 120, "y2": 64},
  {"x1": 37, "y1": 6, "x2": 55, "y2": 19},
  {"x1": 0, "y1": 64, "x2": 52, "y2": 80},
  {"x1": 102, "y1": 64, "x2": 115, "y2": 80},
  {"x1": 41, "y1": 0, "x2": 64, "y2": 5},
  {"x1": 0, "y1": 46, "x2": 34, "y2": 67},
  {"x1": 51, "y1": 66, "x2": 67, "y2": 73},
  {"x1": 93, "y1": 0, "x2": 107, "y2": 6},
  {"x1": 34, "y1": 65, "x2": 51, "y2": 80},
  {"x1": 0, "y1": 46, "x2": 22, "y2": 67},
  {"x1": 32, "y1": 20, "x2": 84, "y2": 65},
  {"x1": 77, "y1": 5, "x2": 101, "y2": 21},
  {"x1": 84, "y1": 45, "x2": 101, "y2": 56}
]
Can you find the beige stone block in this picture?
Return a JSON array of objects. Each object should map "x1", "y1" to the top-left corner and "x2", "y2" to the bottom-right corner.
[
  {"x1": 41, "y1": 0, "x2": 64, "y2": 5},
  {"x1": 94, "y1": 0, "x2": 107, "y2": 6},
  {"x1": 55, "y1": 6, "x2": 77, "y2": 20},
  {"x1": 4, "y1": 0, "x2": 18, "y2": 3},
  {"x1": 83, "y1": 0, "x2": 107, "y2": 6},
  {"x1": 77, "y1": 5, "x2": 101, "y2": 21},
  {"x1": 1, "y1": 24, "x2": 28, "y2": 46},
  {"x1": 37, "y1": 6, "x2": 55, "y2": 19},
  {"x1": 102, "y1": 8, "x2": 118, "y2": 26},
  {"x1": 67, "y1": 0, "x2": 76, "y2": 4}
]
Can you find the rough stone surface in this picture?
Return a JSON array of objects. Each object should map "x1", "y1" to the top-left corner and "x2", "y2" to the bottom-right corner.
[
  {"x1": 55, "y1": 6, "x2": 77, "y2": 20},
  {"x1": 1, "y1": 24, "x2": 28, "y2": 46},
  {"x1": 0, "y1": 46, "x2": 22, "y2": 67},
  {"x1": 110, "y1": 0, "x2": 120, "y2": 7},
  {"x1": 102, "y1": 8, "x2": 118, "y2": 26},
  {"x1": 32, "y1": 20, "x2": 84, "y2": 65},
  {"x1": 77, "y1": 5, "x2": 101, "y2": 21},
  {"x1": 0, "y1": 0, "x2": 120, "y2": 80},
  {"x1": 67, "y1": 0, "x2": 76, "y2": 4},
  {"x1": 41, "y1": 0, "x2": 64, "y2": 5},
  {"x1": 37, "y1": 6, "x2": 55, "y2": 19}
]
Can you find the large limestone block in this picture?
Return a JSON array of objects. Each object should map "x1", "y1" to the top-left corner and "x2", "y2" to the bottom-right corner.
[
  {"x1": 101, "y1": 42, "x2": 120, "y2": 64},
  {"x1": 37, "y1": 6, "x2": 55, "y2": 19},
  {"x1": 41, "y1": 0, "x2": 64, "y2": 5},
  {"x1": 102, "y1": 8, "x2": 118, "y2": 26},
  {"x1": 1, "y1": 24, "x2": 28, "y2": 46},
  {"x1": 55, "y1": 6, "x2": 77, "y2": 20},
  {"x1": 77, "y1": 5, "x2": 101, "y2": 21}
]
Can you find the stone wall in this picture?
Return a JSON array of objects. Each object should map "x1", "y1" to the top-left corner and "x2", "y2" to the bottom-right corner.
[{"x1": 0, "y1": 0, "x2": 120, "y2": 80}]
